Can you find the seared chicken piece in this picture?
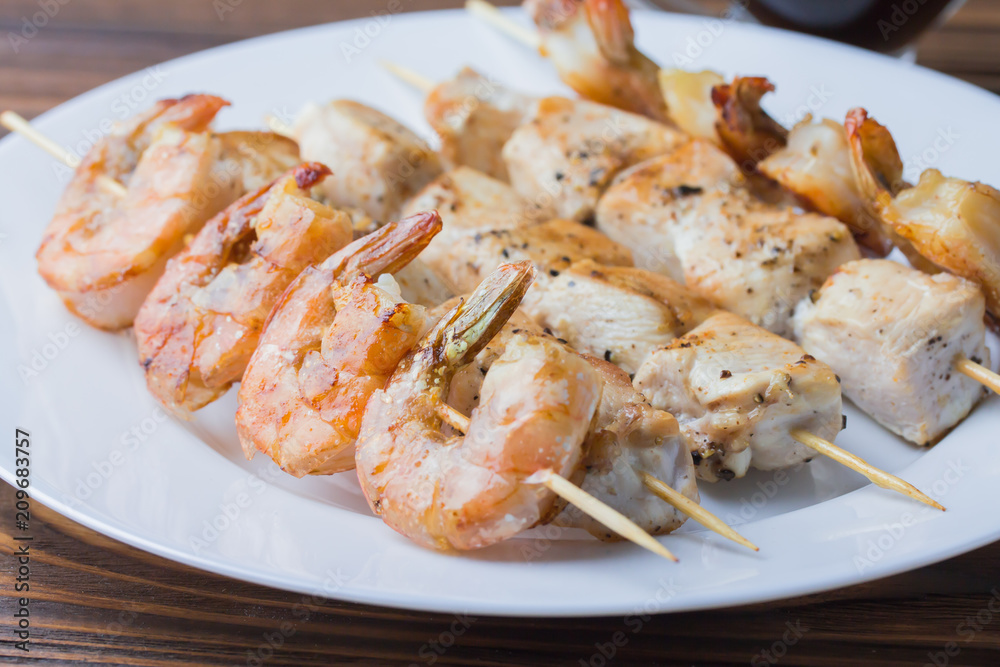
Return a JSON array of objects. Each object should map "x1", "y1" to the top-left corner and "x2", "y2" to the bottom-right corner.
[
  {"x1": 793, "y1": 259, "x2": 989, "y2": 446},
  {"x1": 598, "y1": 140, "x2": 861, "y2": 336},
  {"x1": 524, "y1": 0, "x2": 669, "y2": 123},
  {"x1": 425, "y1": 218, "x2": 633, "y2": 313},
  {"x1": 635, "y1": 312, "x2": 844, "y2": 482},
  {"x1": 424, "y1": 68, "x2": 534, "y2": 181},
  {"x1": 502, "y1": 96, "x2": 685, "y2": 222},
  {"x1": 292, "y1": 100, "x2": 442, "y2": 221},
  {"x1": 556, "y1": 356, "x2": 699, "y2": 539},
  {"x1": 530, "y1": 260, "x2": 717, "y2": 375},
  {"x1": 759, "y1": 117, "x2": 895, "y2": 255},
  {"x1": 596, "y1": 139, "x2": 741, "y2": 280},
  {"x1": 402, "y1": 166, "x2": 554, "y2": 268}
]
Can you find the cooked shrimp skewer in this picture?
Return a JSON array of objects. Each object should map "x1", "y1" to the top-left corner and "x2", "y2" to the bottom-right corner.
[
  {"x1": 236, "y1": 211, "x2": 442, "y2": 476},
  {"x1": 356, "y1": 261, "x2": 677, "y2": 560},
  {"x1": 26, "y1": 96, "x2": 300, "y2": 330},
  {"x1": 135, "y1": 163, "x2": 353, "y2": 416}
]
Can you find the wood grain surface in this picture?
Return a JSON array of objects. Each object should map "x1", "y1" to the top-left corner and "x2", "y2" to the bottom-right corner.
[{"x1": 3, "y1": 1, "x2": 1000, "y2": 664}]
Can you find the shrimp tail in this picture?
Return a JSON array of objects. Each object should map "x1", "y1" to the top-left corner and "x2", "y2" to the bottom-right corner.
[
  {"x1": 429, "y1": 260, "x2": 535, "y2": 367},
  {"x1": 583, "y1": 0, "x2": 635, "y2": 65},
  {"x1": 845, "y1": 107, "x2": 907, "y2": 201},
  {"x1": 845, "y1": 108, "x2": 927, "y2": 261},
  {"x1": 711, "y1": 77, "x2": 788, "y2": 167},
  {"x1": 326, "y1": 211, "x2": 444, "y2": 282}
]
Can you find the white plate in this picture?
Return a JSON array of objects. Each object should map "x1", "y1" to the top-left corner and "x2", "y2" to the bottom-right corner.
[{"x1": 2, "y1": 8, "x2": 999, "y2": 617}]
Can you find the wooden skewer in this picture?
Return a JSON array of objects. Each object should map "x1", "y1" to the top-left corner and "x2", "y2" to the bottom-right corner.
[
  {"x1": 640, "y1": 472, "x2": 758, "y2": 551},
  {"x1": 381, "y1": 61, "x2": 435, "y2": 95},
  {"x1": 465, "y1": 0, "x2": 542, "y2": 51},
  {"x1": 528, "y1": 468, "x2": 678, "y2": 561},
  {"x1": 956, "y1": 357, "x2": 1000, "y2": 396},
  {"x1": 1, "y1": 110, "x2": 128, "y2": 197},
  {"x1": 434, "y1": 401, "x2": 677, "y2": 562},
  {"x1": 790, "y1": 429, "x2": 945, "y2": 511}
]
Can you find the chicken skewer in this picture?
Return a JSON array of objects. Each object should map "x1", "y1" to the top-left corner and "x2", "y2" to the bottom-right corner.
[
  {"x1": 406, "y1": 168, "x2": 943, "y2": 510},
  {"x1": 382, "y1": 63, "x2": 854, "y2": 337},
  {"x1": 380, "y1": 66, "x2": 941, "y2": 504},
  {"x1": 384, "y1": 64, "x2": 1000, "y2": 403},
  {"x1": 795, "y1": 259, "x2": 993, "y2": 445},
  {"x1": 356, "y1": 260, "x2": 678, "y2": 561}
]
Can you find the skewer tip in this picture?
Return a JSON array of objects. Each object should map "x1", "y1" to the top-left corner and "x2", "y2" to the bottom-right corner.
[{"x1": 790, "y1": 429, "x2": 945, "y2": 512}]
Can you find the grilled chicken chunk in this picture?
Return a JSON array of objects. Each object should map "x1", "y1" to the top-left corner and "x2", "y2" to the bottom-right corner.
[
  {"x1": 555, "y1": 357, "x2": 699, "y2": 539},
  {"x1": 503, "y1": 96, "x2": 685, "y2": 222},
  {"x1": 634, "y1": 312, "x2": 844, "y2": 482},
  {"x1": 425, "y1": 218, "x2": 633, "y2": 313},
  {"x1": 424, "y1": 68, "x2": 534, "y2": 181},
  {"x1": 402, "y1": 167, "x2": 554, "y2": 268},
  {"x1": 793, "y1": 259, "x2": 989, "y2": 446},
  {"x1": 530, "y1": 260, "x2": 717, "y2": 375},
  {"x1": 292, "y1": 100, "x2": 442, "y2": 221},
  {"x1": 598, "y1": 140, "x2": 861, "y2": 336}
]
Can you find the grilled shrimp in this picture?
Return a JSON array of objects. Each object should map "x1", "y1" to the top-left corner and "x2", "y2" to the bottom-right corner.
[
  {"x1": 36, "y1": 95, "x2": 299, "y2": 330},
  {"x1": 446, "y1": 322, "x2": 698, "y2": 540},
  {"x1": 846, "y1": 108, "x2": 1000, "y2": 321},
  {"x1": 36, "y1": 95, "x2": 228, "y2": 329},
  {"x1": 356, "y1": 261, "x2": 603, "y2": 551},
  {"x1": 236, "y1": 212, "x2": 443, "y2": 477},
  {"x1": 758, "y1": 116, "x2": 896, "y2": 255},
  {"x1": 135, "y1": 163, "x2": 353, "y2": 415},
  {"x1": 525, "y1": 0, "x2": 668, "y2": 123}
]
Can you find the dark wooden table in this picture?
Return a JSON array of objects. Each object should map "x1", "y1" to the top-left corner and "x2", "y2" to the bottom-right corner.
[{"x1": 3, "y1": 1, "x2": 1000, "y2": 664}]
